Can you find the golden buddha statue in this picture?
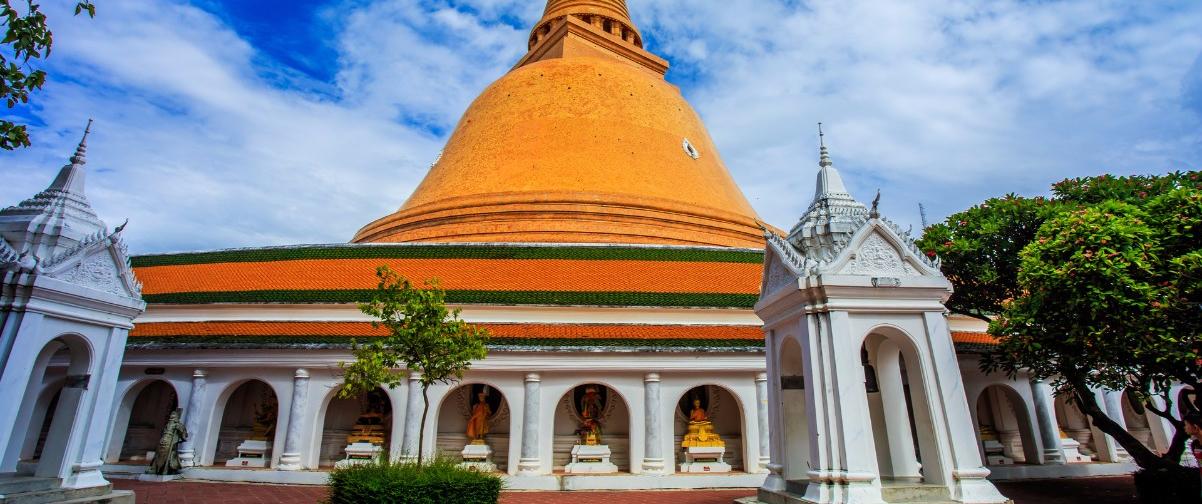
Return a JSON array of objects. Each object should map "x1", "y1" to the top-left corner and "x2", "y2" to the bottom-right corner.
[
  {"x1": 466, "y1": 390, "x2": 492, "y2": 444},
  {"x1": 681, "y1": 398, "x2": 723, "y2": 448},
  {"x1": 249, "y1": 397, "x2": 277, "y2": 441},
  {"x1": 978, "y1": 424, "x2": 998, "y2": 442},
  {"x1": 347, "y1": 410, "x2": 387, "y2": 446},
  {"x1": 576, "y1": 387, "x2": 604, "y2": 445}
]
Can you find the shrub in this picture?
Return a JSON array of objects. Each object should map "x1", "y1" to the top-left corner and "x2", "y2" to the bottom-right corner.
[
  {"x1": 327, "y1": 457, "x2": 502, "y2": 504},
  {"x1": 1133, "y1": 466, "x2": 1201, "y2": 504}
]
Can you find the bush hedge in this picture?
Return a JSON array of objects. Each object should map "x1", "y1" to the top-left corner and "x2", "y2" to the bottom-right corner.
[
  {"x1": 327, "y1": 458, "x2": 502, "y2": 504},
  {"x1": 1133, "y1": 467, "x2": 1201, "y2": 504}
]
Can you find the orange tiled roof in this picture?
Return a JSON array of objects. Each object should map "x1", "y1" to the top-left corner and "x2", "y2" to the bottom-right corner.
[
  {"x1": 951, "y1": 331, "x2": 999, "y2": 345},
  {"x1": 135, "y1": 257, "x2": 760, "y2": 296}
]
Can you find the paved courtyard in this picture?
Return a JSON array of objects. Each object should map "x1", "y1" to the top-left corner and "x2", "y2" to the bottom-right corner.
[{"x1": 110, "y1": 476, "x2": 1141, "y2": 504}]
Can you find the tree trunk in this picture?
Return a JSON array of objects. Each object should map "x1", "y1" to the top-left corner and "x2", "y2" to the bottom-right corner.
[
  {"x1": 1070, "y1": 382, "x2": 1178, "y2": 471},
  {"x1": 418, "y1": 384, "x2": 430, "y2": 467}
]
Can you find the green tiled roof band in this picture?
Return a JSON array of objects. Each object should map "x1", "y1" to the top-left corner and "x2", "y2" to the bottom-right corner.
[
  {"x1": 141, "y1": 289, "x2": 760, "y2": 308},
  {"x1": 132, "y1": 244, "x2": 765, "y2": 267}
]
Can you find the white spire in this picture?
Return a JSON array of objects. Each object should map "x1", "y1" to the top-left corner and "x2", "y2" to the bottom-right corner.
[
  {"x1": 785, "y1": 123, "x2": 868, "y2": 261},
  {"x1": 47, "y1": 118, "x2": 92, "y2": 195}
]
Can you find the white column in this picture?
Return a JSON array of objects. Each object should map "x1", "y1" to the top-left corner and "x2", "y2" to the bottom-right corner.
[
  {"x1": 1097, "y1": 389, "x2": 1130, "y2": 462},
  {"x1": 755, "y1": 372, "x2": 771, "y2": 473},
  {"x1": 1028, "y1": 379, "x2": 1064, "y2": 464},
  {"x1": 875, "y1": 341, "x2": 921, "y2": 481},
  {"x1": 178, "y1": 369, "x2": 207, "y2": 468},
  {"x1": 278, "y1": 368, "x2": 310, "y2": 470},
  {"x1": 517, "y1": 372, "x2": 542, "y2": 475},
  {"x1": 642, "y1": 373, "x2": 664, "y2": 473},
  {"x1": 401, "y1": 372, "x2": 422, "y2": 459}
]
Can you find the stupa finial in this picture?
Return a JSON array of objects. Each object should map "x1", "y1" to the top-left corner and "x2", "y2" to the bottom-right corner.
[
  {"x1": 70, "y1": 118, "x2": 93, "y2": 166},
  {"x1": 818, "y1": 122, "x2": 832, "y2": 168}
]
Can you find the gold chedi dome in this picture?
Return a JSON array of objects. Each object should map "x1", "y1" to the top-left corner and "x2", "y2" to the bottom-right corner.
[{"x1": 353, "y1": 0, "x2": 765, "y2": 248}]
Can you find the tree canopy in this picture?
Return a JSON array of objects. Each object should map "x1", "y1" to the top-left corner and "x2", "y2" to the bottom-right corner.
[
  {"x1": 340, "y1": 265, "x2": 490, "y2": 465},
  {"x1": 1, "y1": 0, "x2": 95, "y2": 150},
  {"x1": 918, "y1": 171, "x2": 1202, "y2": 471}
]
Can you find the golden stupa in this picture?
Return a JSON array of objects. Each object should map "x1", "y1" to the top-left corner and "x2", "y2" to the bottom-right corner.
[{"x1": 353, "y1": 0, "x2": 765, "y2": 248}]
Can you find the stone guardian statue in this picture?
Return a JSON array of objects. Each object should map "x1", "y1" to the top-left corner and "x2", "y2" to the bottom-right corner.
[{"x1": 147, "y1": 408, "x2": 188, "y2": 475}]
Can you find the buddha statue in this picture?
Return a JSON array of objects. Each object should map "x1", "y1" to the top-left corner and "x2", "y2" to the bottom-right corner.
[
  {"x1": 249, "y1": 397, "x2": 277, "y2": 441},
  {"x1": 347, "y1": 412, "x2": 387, "y2": 445},
  {"x1": 575, "y1": 387, "x2": 604, "y2": 445},
  {"x1": 347, "y1": 394, "x2": 388, "y2": 445},
  {"x1": 681, "y1": 397, "x2": 724, "y2": 448},
  {"x1": 466, "y1": 390, "x2": 492, "y2": 444},
  {"x1": 979, "y1": 423, "x2": 998, "y2": 441}
]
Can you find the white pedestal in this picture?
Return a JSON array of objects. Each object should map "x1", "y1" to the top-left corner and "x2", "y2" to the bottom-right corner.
[
  {"x1": 225, "y1": 440, "x2": 271, "y2": 468},
  {"x1": 1060, "y1": 437, "x2": 1092, "y2": 463},
  {"x1": 138, "y1": 474, "x2": 180, "y2": 482},
  {"x1": 680, "y1": 446, "x2": 731, "y2": 473},
  {"x1": 983, "y1": 439, "x2": 1013, "y2": 466},
  {"x1": 335, "y1": 442, "x2": 382, "y2": 469},
  {"x1": 565, "y1": 445, "x2": 617, "y2": 474},
  {"x1": 460, "y1": 443, "x2": 497, "y2": 472}
]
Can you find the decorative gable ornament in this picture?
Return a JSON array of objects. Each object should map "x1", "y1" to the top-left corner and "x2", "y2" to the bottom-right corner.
[{"x1": 0, "y1": 121, "x2": 142, "y2": 301}]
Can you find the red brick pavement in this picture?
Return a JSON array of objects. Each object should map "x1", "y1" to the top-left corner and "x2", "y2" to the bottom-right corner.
[{"x1": 112, "y1": 476, "x2": 1141, "y2": 504}]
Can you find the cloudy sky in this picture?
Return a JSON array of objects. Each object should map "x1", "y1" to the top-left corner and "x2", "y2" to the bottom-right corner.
[{"x1": 2, "y1": 0, "x2": 1200, "y2": 254}]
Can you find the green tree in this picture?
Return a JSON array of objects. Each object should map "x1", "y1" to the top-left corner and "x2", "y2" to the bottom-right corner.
[
  {"x1": 922, "y1": 171, "x2": 1202, "y2": 474},
  {"x1": 2, "y1": 0, "x2": 95, "y2": 150},
  {"x1": 339, "y1": 265, "x2": 489, "y2": 466}
]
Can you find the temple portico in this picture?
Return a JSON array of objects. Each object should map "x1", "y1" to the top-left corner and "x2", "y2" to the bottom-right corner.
[{"x1": 90, "y1": 349, "x2": 771, "y2": 489}]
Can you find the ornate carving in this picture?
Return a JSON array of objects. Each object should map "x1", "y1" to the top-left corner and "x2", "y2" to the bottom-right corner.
[
  {"x1": 840, "y1": 233, "x2": 919, "y2": 277},
  {"x1": 58, "y1": 252, "x2": 127, "y2": 296},
  {"x1": 763, "y1": 255, "x2": 797, "y2": 295}
]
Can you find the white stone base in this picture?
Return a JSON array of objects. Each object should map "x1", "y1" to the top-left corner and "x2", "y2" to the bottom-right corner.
[
  {"x1": 983, "y1": 440, "x2": 1013, "y2": 466},
  {"x1": 335, "y1": 442, "x2": 382, "y2": 469},
  {"x1": 138, "y1": 474, "x2": 180, "y2": 482},
  {"x1": 680, "y1": 445, "x2": 731, "y2": 473},
  {"x1": 225, "y1": 440, "x2": 270, "y2": 468},
  {"x1": 460, "y1": 443, "x2": 497, "y2": 472},
  {"x1": 564, "y1": 445, "x2": 618, "y2": 474},
  {"x1": 1060, "y1": 438, "x2": 1092, "y2": 463}
]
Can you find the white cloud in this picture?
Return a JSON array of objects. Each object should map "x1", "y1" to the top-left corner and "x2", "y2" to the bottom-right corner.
[{"x1": 1, "y1": 0, "x2": 1200, "y2": 253}]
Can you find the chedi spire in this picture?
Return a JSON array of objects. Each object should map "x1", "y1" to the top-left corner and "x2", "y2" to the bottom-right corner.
[{"x1": 529, "y1": 0, "x2": 642, "y2": 49}]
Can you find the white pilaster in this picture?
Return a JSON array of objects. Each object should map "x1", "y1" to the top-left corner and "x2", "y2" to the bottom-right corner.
[
  {"x1": 517, "y1": 372, "x2": 542, "y2": 475},
  {"x1": 754, "y1": 372, "x2": 771, "y2": 474},
  {"x1": 1096, "y1": 389, "x2": 1130, "y2": 462},
  {"x1": 178, "y1": 369, "x2": 207, "y2": 467},
  {"x1": 278, "y1": 368, "x2": 310, "y2": 470},
  {"x1": 1028, "y1": 379, "x2": 1064, "y2": 464},
  {"x1": 642, "y1": 372, "x2": 664, "y2": 473},
  {"x1": 401, "y1": 372, "x2": 422, "y2": 459}
]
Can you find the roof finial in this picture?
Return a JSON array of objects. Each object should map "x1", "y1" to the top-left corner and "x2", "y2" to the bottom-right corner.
[
  {"x1": 818, "y1": 122, "x2": 832, "y2": 168},
  {"x1": 70, "y1": 118, "x2": 93, "y2": 166},
  {"x1": 870, "y1": 189, "x2": 881, "y2": 218}
]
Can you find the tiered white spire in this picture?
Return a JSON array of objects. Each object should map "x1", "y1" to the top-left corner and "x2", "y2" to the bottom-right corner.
[
  {"x1": 0, "y1": 120, "x2": 106, "y2": 265},
  {"x1": 786, "y1": 124, "x2": 869, "y2": 262}
]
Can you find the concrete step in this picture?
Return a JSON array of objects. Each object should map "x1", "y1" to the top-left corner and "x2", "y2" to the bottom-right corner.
[
  {"x1": 880, "y1": 482, "x2": 952, "y2": 503},
  {"x1": 0, "y1": 483, "x2": 111, "y2": 504},
  {"x1": 53, "y1": 490, "x2": 134, "y2": 504},
  {"x1": 0, "y1": 476, "x2": 60, "y2": 496}
]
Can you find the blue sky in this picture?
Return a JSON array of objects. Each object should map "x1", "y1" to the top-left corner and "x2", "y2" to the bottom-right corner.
[{"x1": 1, "y1": 0, "x2": 1200, "y2": 254}]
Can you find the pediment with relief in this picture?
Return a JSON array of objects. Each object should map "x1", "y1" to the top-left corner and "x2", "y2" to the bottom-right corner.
[
  {"x1": 829, "y1": 226, "x2": 934, "y2": 277},
  {"x1": 41, "y1": 228, "x2": 142, "y2": 299}
]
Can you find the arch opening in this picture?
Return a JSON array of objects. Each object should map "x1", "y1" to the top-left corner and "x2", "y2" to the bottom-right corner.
[
  {"x1": 118, "y1": 381, "x2": 178, "y2": 463},
  {"x1": 672, "y1": 384, "x2": 745, "y2": 472},
  {"x1": 975, "y1": 384, "x2": 1039, "y2": 465},
  {"x1": 551, "y1": 383, "x2": 630, "y2": 472},
  {"x1": 777, "y1": 336, "x2": 809, "y2": 481},
  {"x1": 213, "y1": 380, "x2": 278, "y2": 467},
  {"x1": 318, "y1": 387, "x2": 393, "y2": 468},
  {"x1": 435, "y1": 383, "x2": 510, "y2": 472},
  {"x1": 1053, "y1": 395, "x2": 1098, "y2": 461},
  {"x1": 20, "y1": 336, "x2": 93, "y2": 479},
  {"x1": 861, "y1": 328, "x2": 947, "y2": 485}
]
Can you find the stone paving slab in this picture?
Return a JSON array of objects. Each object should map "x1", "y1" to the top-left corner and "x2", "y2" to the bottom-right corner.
[{"x1": 111, "y1": 476, "x2": 1141, "y2": 504}]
